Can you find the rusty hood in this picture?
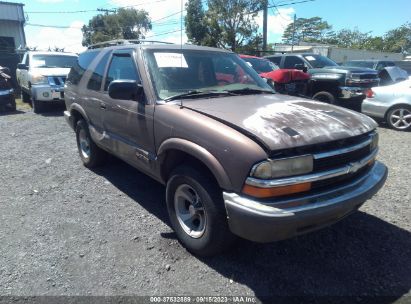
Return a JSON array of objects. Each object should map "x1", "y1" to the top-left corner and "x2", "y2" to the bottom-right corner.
[{"x1": 181, "y1": 94, "x2": 377, "y2": 151}]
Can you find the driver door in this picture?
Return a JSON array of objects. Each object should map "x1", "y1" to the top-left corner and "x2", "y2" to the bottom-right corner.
[{"x1": 100, "y1": 49, "x2": 155, "y2": 169}]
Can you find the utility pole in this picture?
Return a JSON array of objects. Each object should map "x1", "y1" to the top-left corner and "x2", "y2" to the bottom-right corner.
[
  {"x1": 291, "y1": 14, "x2": 296, "y2": 53},
  {"x1": 262, "y1": 0, "x2": 268, "y2": 54}
]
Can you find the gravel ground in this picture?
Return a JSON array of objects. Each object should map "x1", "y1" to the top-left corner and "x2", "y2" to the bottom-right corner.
[{"x1": 0, "y1": 106, "x2": 410, "y2": 303}]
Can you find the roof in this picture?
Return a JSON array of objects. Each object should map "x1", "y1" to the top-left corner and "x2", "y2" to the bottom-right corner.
[
  {"x1": 346, "y1": 59, "x2": 394, "y2": 62},
  {"x1": 27, "y1": 51, "x2": 78, "y2": 56},
  {"x1": 264, "y1": 53, "x2": 316, "y2": 58},
  {"x1": 84, "y1": 40, "x2": 232, "y2": 54},
  {"x1": 0, "y1": 1, "x2": 24, "y2": 6}
]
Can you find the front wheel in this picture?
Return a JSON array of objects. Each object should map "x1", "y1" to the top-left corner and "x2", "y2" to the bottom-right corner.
[
  {"x1": 166, "y1": 165, "x2": 236, "y2": 256},
  {"x1": 21, "y1": 90, "x2": 30, "y2": 103},
  {"x1": 32, "y1": 98, "x2": 43, "y2": 114},
  {"x1": 75, "y1": 119, "x2": 107, "y2": 167},
  {"x1": 386, "y1": 106, "x2": 411, "y2": 131},
  {"x1": 313, "y1": 91, "x2": 337, "y2": 105}
]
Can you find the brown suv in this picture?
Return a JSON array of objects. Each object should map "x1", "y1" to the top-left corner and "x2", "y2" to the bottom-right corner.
[{"x1": 64, "y1": 40, "x2": 388, "y2": 256}]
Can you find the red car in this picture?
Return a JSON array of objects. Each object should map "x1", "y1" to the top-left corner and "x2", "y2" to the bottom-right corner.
[{"x1": 239, "y1": 54, "x2": 310, "y2": 95}]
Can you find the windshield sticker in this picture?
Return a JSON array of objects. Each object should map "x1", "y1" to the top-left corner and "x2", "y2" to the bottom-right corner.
[
  {"x1": 154, "y1": 53, "x2": 188, "y2": 68},
  {"x1": 305, "y1": 56, "x2": 316, "y2": 61}
]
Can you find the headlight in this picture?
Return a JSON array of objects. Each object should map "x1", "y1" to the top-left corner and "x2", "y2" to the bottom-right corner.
[
  {"x1": 251, "y1": 155, "x2": 314, "y2": 179},
  {"x1": 31, "y1": 74, "x2": 48, "y2": 85}
]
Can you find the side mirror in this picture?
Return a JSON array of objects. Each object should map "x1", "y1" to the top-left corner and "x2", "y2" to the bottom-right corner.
[
  {"x1": 17, "y1": 63, "x2": 28, "y2": 70},
  {"x1": 294, "y1": 64, "x2": 307, "y2": 72},
  {"x1": 108, "y1": 80, "x2": 143, "y2": 101}
]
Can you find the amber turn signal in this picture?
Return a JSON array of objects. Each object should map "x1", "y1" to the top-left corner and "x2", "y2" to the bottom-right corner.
[{"x1": 242, "y1": 182, "x2": 312, "y2": 198}]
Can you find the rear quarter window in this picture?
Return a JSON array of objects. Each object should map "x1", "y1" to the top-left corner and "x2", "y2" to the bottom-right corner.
[{"x1": 67, "y1": 50, "x2": 99, "y2": 86}]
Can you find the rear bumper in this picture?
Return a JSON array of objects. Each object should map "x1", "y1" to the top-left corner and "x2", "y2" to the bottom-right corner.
[
  {"x1": 224, "y1": 161, "x2": 387, "y2": 243},
  {"x1": 361, "y1": 98, "x2": 389, "y2": 119},
  {"x1": 339, "y1": 86, "x2": 367, "y2": 99}
]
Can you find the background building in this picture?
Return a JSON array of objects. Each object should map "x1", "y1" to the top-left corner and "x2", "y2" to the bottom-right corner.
[
  {"x1": 0, "y1": 1, "x2": 26, "y2": 89},
  {"x1": 271, "y1": 44, "x2": 404, "y2": 64}
]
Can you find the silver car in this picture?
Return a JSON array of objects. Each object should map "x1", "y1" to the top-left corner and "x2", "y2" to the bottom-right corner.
[{"x1": 362, "y1": 79, "x2": 411, "y2": 131}]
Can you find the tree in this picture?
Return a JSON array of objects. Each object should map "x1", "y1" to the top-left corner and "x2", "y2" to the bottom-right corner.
[
  {"x1": 383, "y1": 22, "x2": 411, "y2": 53},
  {"x1": 282, "y1": 17, "x2": 332, "y2": 45},
  {"x1": 185, "y1": 0, "x2": 208, "y2": 45},
  {"x1": 82, "y1": 8, "x2": 152, "y2": 46},
  {"x1": 203, "y1": 0, "x2": 262, "y2": 51},
  {"x1": 327, "y1": 28, "x2": 372, "y2": 49}
]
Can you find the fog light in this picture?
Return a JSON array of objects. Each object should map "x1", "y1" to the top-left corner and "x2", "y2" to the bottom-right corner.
[{"x1": 43, "y1": 92, "x2": 50, "y2": 98}]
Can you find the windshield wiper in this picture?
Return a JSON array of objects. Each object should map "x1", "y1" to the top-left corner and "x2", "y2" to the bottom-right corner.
[
  {"x1": 164, "y1": 90, "x2": 235, "y2": 102},
  {"x1": 226, "y1": 87, "x2": 275, "y2": 95}
]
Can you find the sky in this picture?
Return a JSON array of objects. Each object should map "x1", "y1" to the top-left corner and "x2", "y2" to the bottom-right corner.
[{"x1": 12, "y1": 0, "x2": 411, "y2": 53}]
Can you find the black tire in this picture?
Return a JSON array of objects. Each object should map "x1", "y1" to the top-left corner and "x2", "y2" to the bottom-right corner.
[
  {"x1": 21, "y1": 90, "x2": 30, "y2": 103},
  {"x1": 386, "y1": 105, "x2": 411, "y2": 131},
  {"x1": 166, "y1": 165, "x2": 237, "y2": 256},
  {"x1": 313, "y1": 91, "x2": 337, "y2": 104},
  {"x1": 8, "y1": 98, "x2": 16, "y2": 112},
  {"x1": 32, "y1": 98, "x2": 42, "y2": 114},
  {"x1": 75, "y1": 119, "x2": 107, "y2": 168}
]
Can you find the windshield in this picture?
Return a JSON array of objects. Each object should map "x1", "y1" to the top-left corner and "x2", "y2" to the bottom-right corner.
[
  {"x1": 242, "y1": 57, "x2": 279, "y2": 73},
  {"x1": 303, "y1": 54, "x2": 338, "y2": 68},
  {"x1": 345, "y1": 61, "x2": 374, "y2": 69},
  {"x1": 144, "y1": 49, "x2": 273, "y2": 100},
  {"x1": 32, "y1": 55, "x2": 78, "y2": 68}
]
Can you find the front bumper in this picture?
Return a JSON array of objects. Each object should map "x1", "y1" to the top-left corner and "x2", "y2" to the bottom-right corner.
[
  {"x1": 32, "y1": 85, "x2": 64, "y2": 102},
  {"x1": 339, "y1": 86, "x2": 368, "y2": 99},
  {"x1": 224, "y1": 161, "x2": 387, "y2": 243},
  {"x1": 0, "y1": 89, "x2": 14, "y2": 106}
]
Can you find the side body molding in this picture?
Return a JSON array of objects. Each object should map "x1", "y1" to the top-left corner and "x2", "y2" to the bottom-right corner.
[{"x1": 157, "y1": 138, "x2": 233, "y2": 191}]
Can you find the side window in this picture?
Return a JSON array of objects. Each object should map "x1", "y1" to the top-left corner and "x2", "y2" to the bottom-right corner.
[
  {"x1": 87, "y1": 51, "x2": 111, "y2": 91},
  {"x1": 104, "y1": 53, "x2": 139, "y2": 91},
  {"x1": 269, "y1": 56, "x2": 281, "y2": 66},
  {"x1": 24, "y1": 54, "x2": 29, "y2": 65},
  {"x1": 284, "y1": 56, "x2": 305, "y2": 69},
  {"x1": 67, "y1": 50, "x2": 99, "y2": 86}
]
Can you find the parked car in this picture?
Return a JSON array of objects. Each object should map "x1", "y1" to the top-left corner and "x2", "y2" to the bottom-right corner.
[
  {"x1": 0, "y1": 66, "x2": 16, "y2": 112},
  {"x1": 239, "y1": 54, "x2": 310, "y2": 96},
  {"x1": 345, "y1": 60, "x2": 408, "y2": 86},
  {"x1": 344, "y1": 60, "x2": 396, "y2": 71},
  {"x1": 16, "y1": 51, "x2": 78, "y2": 113},
  {"x1": 64, "y1": 40, "x2": 387, "y2": 256},
  {"x1": 362, "y1": 79, "x2": 411, "y2": 131},
  {"x1": 265, "y1": 53, "x2": 380, "y2": 104}
]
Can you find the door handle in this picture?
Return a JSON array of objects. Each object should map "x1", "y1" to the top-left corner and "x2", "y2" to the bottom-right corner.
[{"x1": 100, "y1": 102, "x2": 107, "y2": 110}]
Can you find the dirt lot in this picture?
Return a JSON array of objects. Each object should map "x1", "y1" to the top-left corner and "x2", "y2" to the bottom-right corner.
[{"x1": 0, "y1": 105, "x2": 410, "y2": 303}]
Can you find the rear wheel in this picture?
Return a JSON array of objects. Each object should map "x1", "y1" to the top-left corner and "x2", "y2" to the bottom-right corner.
[
  {"x1": 9, "y1": 98, "x2": 16, "y2": 111},
  {"x1": 166, "y1": 165, "x2": 236, "y2": 256},
  {"x1": 313, "y1": 91, "x2": 337, "y2": 105},
  {"x1": 75, "y1": 119, "x2": 107, "y2": 167},
  {"x1": 386, "y1": 105, "x2": 411, "y2": 131}
]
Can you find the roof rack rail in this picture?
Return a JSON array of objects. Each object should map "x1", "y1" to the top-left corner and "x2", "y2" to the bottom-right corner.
[{"x1": 87, "y1": 39, "x2": 174, "y2": 49}]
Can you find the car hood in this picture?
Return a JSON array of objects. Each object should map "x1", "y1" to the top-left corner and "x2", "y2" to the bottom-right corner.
[
  {"x1": 30, "y1": 67, "x2": 71, "y2": 77},
  {"x1": 314, "y1": 66, "x2": 377, "y2": 73},
  {"x1": 182, "y1": 94, "x2": 377, "y2": 151}
]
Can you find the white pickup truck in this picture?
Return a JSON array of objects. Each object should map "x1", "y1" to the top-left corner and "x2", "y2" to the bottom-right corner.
[{"x1": 16, "y1": 51, "x2": 78, "y2": 113}]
